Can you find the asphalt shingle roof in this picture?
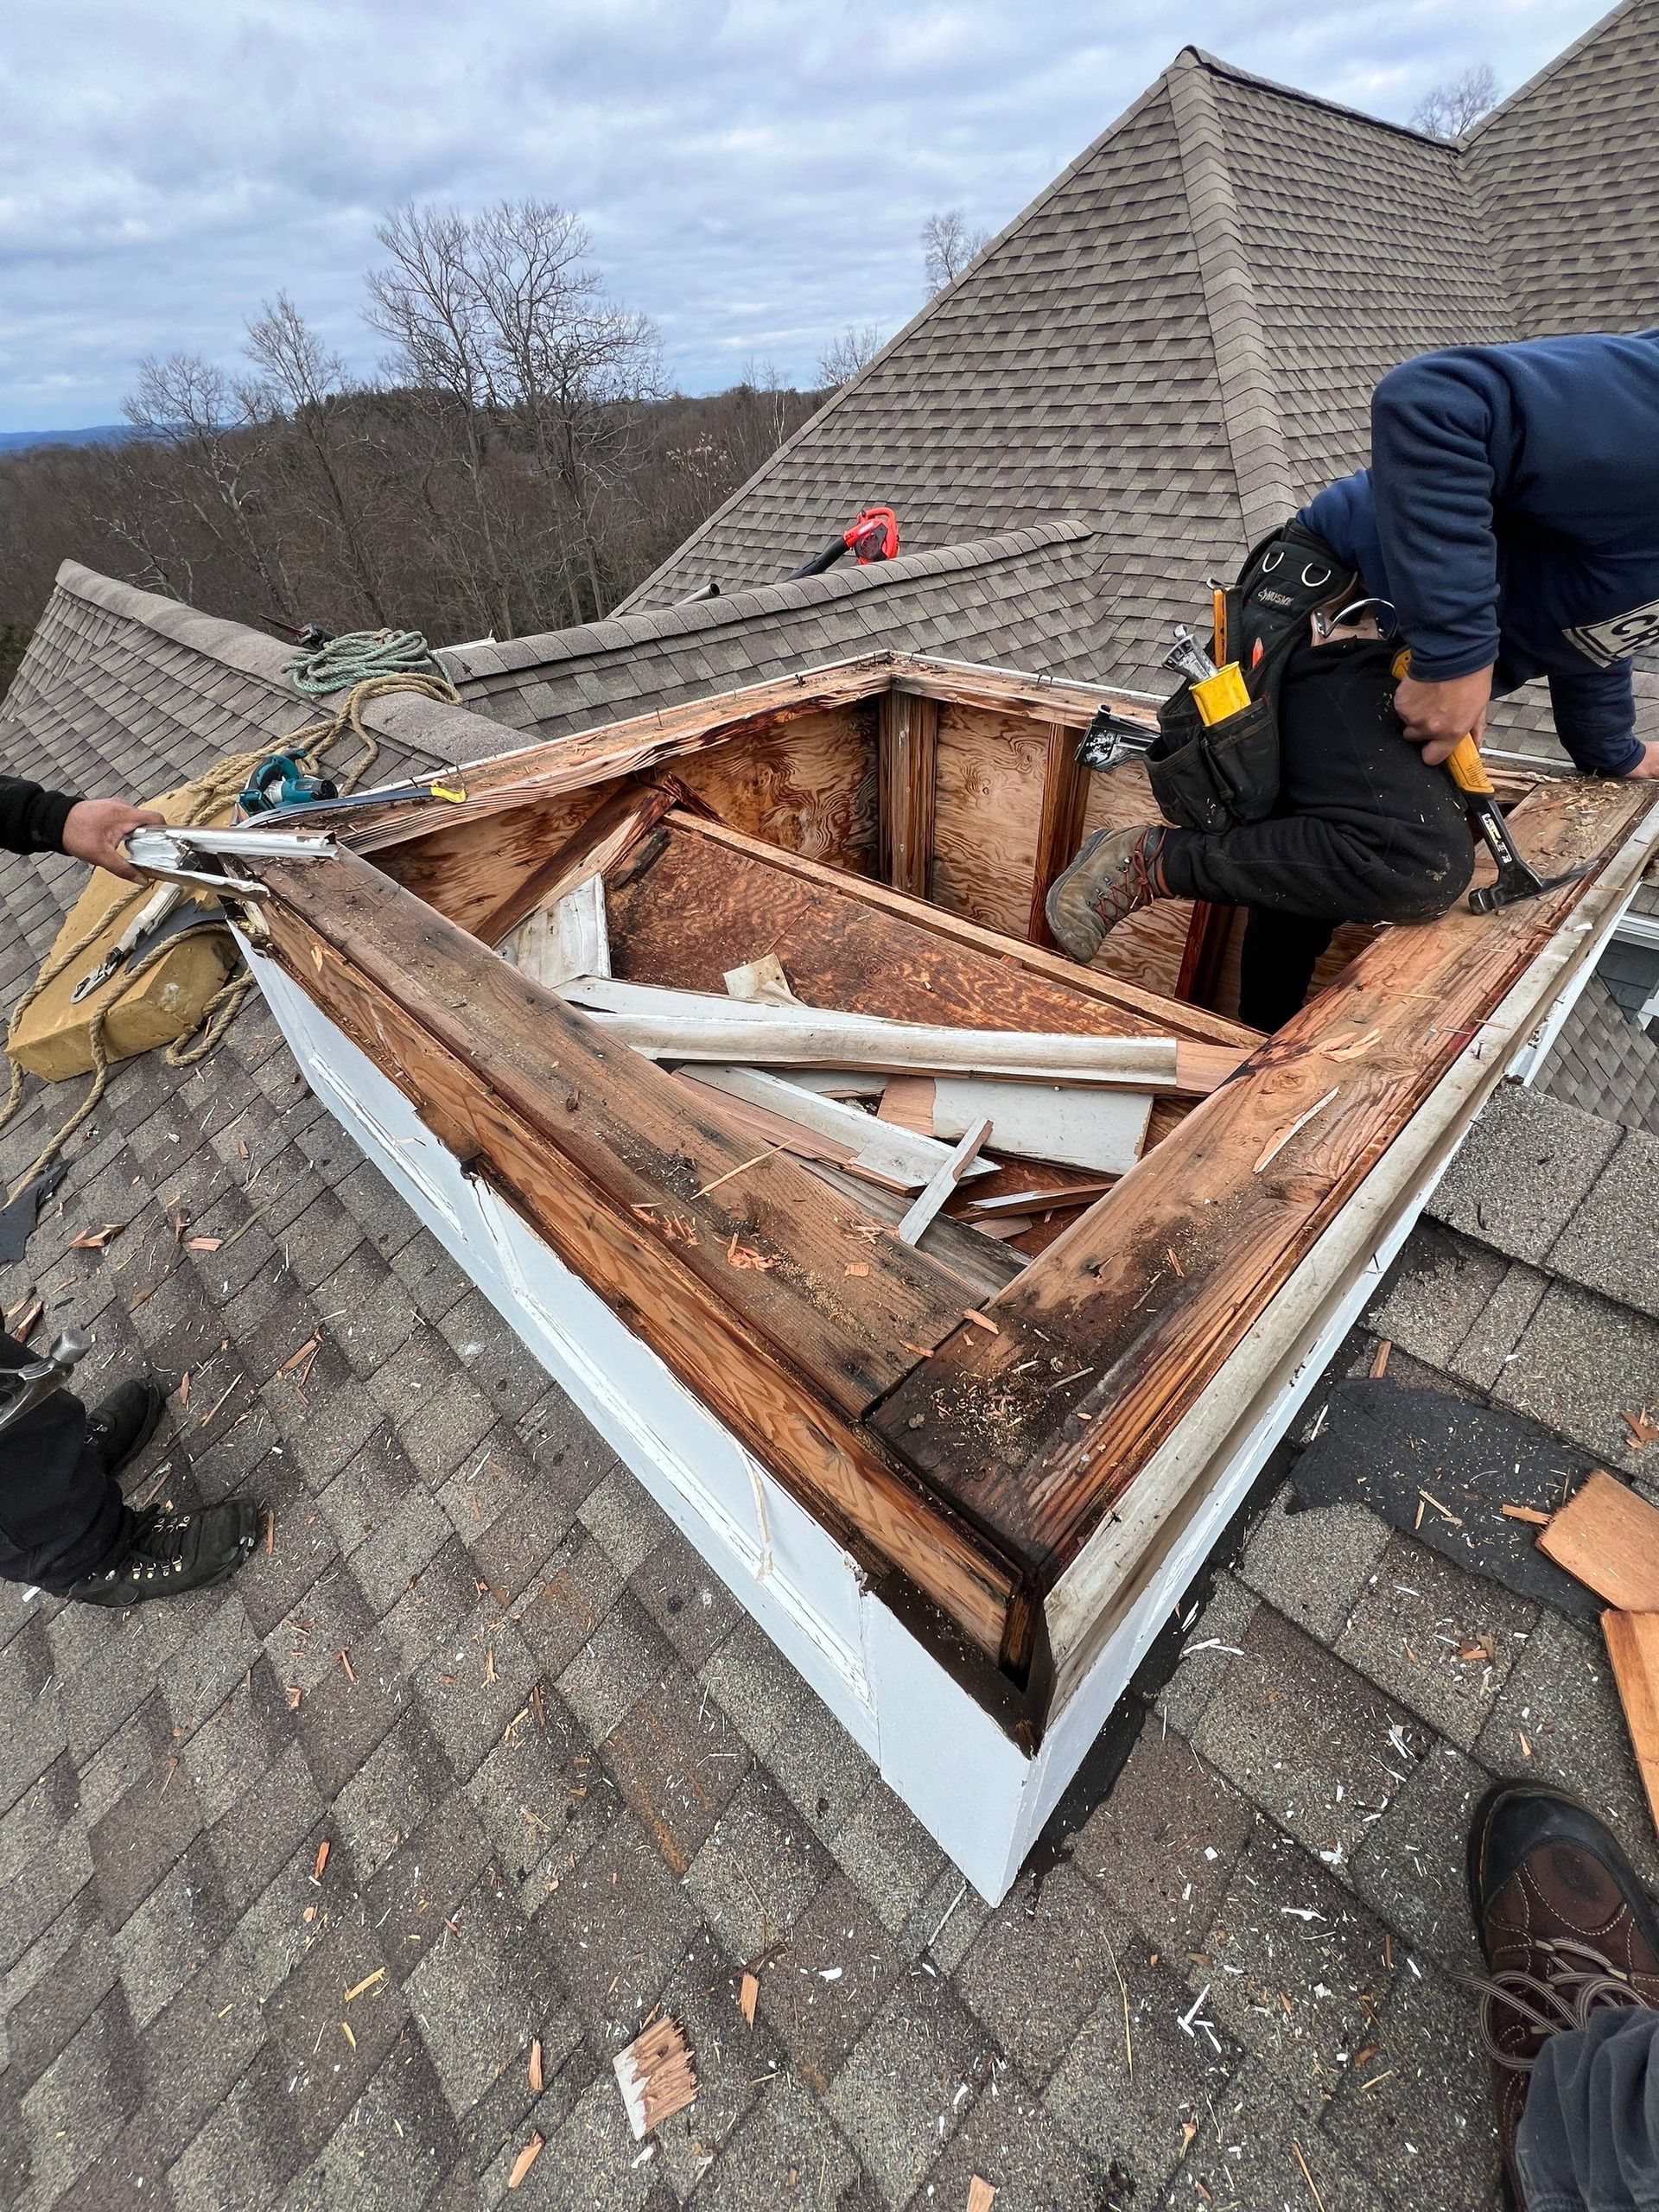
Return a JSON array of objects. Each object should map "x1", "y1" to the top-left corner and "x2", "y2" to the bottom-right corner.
[{"x1": 1468, "y1": 0, "x2": 1659, "y2": 334}]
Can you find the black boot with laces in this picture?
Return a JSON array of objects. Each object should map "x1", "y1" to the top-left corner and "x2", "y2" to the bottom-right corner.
[{"x1": 63, "y1": 1498, "x2": 260, "y2": 1606}]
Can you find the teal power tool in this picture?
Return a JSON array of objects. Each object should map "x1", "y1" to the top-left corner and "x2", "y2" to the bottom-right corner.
[{"x1": 239, "y1": 753, "x2": 340, "y2": 815}]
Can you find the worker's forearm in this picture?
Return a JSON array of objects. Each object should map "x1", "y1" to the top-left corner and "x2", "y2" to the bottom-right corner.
[{"x1": 0, "y1": 774, "x2": 81, "y2": 857}]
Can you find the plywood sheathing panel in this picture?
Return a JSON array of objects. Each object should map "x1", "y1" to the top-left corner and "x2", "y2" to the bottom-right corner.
[
  {"x1": 669, "y1": 704, "x2": 879, "y2": 874},
  {"x1": 603, "y1": 814, "x2": 1244, "y2": 1060},
  {"x1": 929, "y1": 703, "x2": 1050, "y2": 941}
]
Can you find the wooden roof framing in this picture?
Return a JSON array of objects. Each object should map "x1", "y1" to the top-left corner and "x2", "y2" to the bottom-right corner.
[{"x1": 228, "y1": 651, "x2": 1659, "y2": 1732}]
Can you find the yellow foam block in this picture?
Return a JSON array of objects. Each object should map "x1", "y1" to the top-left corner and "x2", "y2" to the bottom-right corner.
[{"x1": 9, "y1": 776, "x2": 240, "y2": 1083}]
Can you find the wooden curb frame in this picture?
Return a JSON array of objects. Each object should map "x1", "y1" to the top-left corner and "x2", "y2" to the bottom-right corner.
[{"x1": 230, "y1": 650, "x2": 1659, "y2": 1896}]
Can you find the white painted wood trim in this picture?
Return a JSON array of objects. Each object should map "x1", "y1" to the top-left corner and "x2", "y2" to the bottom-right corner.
[
  {"x1": 554, "y1": 976, "x2": 1182, "y2": 1087},
  {"x1": 926, "y1": 1076, "x2": 1151, "y2": 1174},
  {"x1": 499, "y1": 875, "x2": 611, "y2": 989},
  {"x1": 686, "y1": 1065, "x2": 991, "y2": 1187}
]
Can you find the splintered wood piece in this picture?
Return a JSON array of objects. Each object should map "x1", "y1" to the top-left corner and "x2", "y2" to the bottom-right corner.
[
  {"x1": 507, "y1": 2133, "x2": 544, "y2": 2190},
  {"x1": 474, "y1": 776, "x2": 679, "y2": 950},
  {"x1": 878, "y1": 1074, "x2": 938, "y2": 1136},
  {"x1": 739, "y1": 1971, "x2": 760, "y2": 2025},
  {"x1": 957, "y1": 1177, "x2": 1117, "y2": 1217},
  {"x1": 613, "y1": 2014, "x2": 697, "y2": 2139},
  {"x1": 967, "y1": 2181, "x2": 997, "y2": 2212},
  {"x1": 687, "y1": 1066, "x2": 990, "y2": 1189},
  {"x1": 724, "y1": 953, "x2": 798, "y2": 1005},
  {"x1": 1601, "y1": 1611, "x2": 1659, "y2": 1835},
  {"x1": 1538, "y1": 1471, "x2": 1659, "y2": 1611},
  {"x1": 899, "y1": 1120, "x2": 993, "y2": 1246}
]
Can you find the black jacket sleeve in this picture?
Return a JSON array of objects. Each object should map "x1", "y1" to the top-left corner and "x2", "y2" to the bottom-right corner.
[{"x1": 0, "y1": 775, "x2": 80, "y2": 858}]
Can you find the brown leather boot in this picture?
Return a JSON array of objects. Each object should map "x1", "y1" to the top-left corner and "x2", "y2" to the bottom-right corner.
[
  {"x1": 1465, "y1": 1779, "x2": 1659, "y2": 2206},
  {"x1": 1045, "y1": 825, "x2": 1166, "y2": 962}
]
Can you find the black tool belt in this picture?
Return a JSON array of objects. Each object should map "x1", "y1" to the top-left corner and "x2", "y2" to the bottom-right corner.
[
  {"x1": 1147, "y1": 518, "x2": 1357, "y2": 836},
  {"x1": 1146, "y1": 686, "x2": 1279, "y2": 835}
]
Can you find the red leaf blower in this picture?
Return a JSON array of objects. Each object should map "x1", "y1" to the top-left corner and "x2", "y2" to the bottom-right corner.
[{"x1": 787, "y1": 505, "x2": 900, "y2": 580}]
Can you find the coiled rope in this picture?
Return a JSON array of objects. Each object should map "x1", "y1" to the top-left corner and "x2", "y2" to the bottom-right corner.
[
  {"x1": 0, "y1": 630, "x2": 461, "y2": 1205},
  {"x1": 289, "y1": 628, "x2": 455, "y2": 699}
]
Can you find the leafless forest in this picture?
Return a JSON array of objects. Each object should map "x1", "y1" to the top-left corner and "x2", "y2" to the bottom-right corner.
[{"x1": 0, "y1": 200, "x2": 838, "y2": 688}]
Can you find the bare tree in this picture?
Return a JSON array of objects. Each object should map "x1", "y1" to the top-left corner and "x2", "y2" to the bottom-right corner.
[
  {"x1": 370, "y1": 200, "x2": 662, "y2": 626},
  {"x1": 1412, "y1": 63, "x2": 1499, "y2": 138},
  {"x1": 921, "y1": 208, "x2": 990, "y2": 295},
  {"x1": 368, "y1": 203, "x2": 522, "y2": 637},
  {"x1": 816, "y1": 322, "x2": 884, "y2": 389},
  {"x1": 121, "y1": 353, "x2": 296, "y2": 625},
  {"x1": 245, "y1": 293, "x2": 391, "y2": 623}
]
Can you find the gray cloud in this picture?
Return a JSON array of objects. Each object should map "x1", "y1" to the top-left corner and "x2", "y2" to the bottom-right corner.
[{"x1": 0, "y1": 0, "x2": 1609, "y2": 427}]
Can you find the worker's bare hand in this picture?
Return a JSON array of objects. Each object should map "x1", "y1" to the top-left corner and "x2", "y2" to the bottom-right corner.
[
  {"x1": 1394, "y1": 667, "x2": 1494, "y2": 765},
  {"x1": 61, "y1": 799, "x2": 166, "y2": 883},
  {"x1": 1624, "y1": 741, "x2": 1659, "y2": 780}
]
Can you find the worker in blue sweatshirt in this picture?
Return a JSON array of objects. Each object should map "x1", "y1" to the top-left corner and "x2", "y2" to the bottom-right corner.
[{"x1": 1047, "y1": 330, "x2": 1659, "y2": 1027}]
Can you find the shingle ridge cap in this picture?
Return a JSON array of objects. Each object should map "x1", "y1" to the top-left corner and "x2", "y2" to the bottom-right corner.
[
  {"x1": 461, "y1": 524, "x2": 1095, "y2": 679},
  {"x1": 54, "y1": 560, "x2": 297, "y2": 692},
  {"x1": 1179, "y1": 44, "x2": 1465, "y2": 149},
  {"x1": 52, "y1": 560, "x2": 511, "y2": 770}
]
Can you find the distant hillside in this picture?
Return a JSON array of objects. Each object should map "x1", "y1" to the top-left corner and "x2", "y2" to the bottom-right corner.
[{"x1": 0, "y1": 424, "x2": 130, "y2": 453}]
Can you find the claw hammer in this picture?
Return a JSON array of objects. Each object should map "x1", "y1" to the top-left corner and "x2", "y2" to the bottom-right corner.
[
  {"x1": 1443, "y1": 733, "x2": 1592, "y2": 914},
  {"x1": 1393, "y1": 650, "x2": 1592, "y2": 914}
]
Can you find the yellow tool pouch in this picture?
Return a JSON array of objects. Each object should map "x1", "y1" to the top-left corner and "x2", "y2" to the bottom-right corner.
[{"x1": 8, "y1": 775, "x2": 238, "y2": 1082}]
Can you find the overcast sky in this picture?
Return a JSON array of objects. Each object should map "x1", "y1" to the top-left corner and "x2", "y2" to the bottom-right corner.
[{"x1": 0, "y1": 0, "x2": 1614, "y2": 429}]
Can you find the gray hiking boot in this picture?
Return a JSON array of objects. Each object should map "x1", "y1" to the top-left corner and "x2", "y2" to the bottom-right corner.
[{"x1": 1045, "y1": 825, "x2": 1166, "y2": 962}]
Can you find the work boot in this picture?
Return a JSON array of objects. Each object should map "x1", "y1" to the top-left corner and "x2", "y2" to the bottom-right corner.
[
  {"x1": 62, "y1": 1499, "x2": 261, "y2": 1607},
  {"x1": 1045, "y1": 825, "x2": 1166, "y2": 962},
  {"x1": 86, "y1": 1378, "x2": 166, "y2": 1477},
  {"x1": 1465, "y1": 1779, "x2": 1659, "y2": 2205}
]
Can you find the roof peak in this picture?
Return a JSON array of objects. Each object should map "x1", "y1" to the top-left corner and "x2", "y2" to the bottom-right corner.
[{"x1": 1175, "y1": 44, "x2": 1463, "y2": 147}]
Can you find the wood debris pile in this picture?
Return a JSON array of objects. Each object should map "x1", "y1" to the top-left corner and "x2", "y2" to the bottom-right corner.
[{"x1": 501, "y1": 871, "x2": 1210, "y2": 1273}]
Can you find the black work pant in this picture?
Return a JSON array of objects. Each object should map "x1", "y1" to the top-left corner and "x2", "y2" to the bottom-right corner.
[
  {"x1": 0, "y1": 1332, "x2": 128, "y2": 1592},
  {"x1": 1158, "y1": 638, "x2": 1473, "y2": 1029}
]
